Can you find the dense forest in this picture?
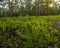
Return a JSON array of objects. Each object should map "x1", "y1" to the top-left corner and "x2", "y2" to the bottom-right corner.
[{"x1": 0, "y1": 0, "x2": 60, "y2": 16}]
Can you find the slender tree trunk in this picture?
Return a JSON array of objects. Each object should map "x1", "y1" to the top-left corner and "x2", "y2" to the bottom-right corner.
[{"x1": 37, "y1": 0, "x2": 40, "y2": 16}]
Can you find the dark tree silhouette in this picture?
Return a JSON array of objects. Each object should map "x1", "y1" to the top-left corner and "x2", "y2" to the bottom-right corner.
[{"x1": 0, "y1": 0, "x2": 3, "y2": 2}]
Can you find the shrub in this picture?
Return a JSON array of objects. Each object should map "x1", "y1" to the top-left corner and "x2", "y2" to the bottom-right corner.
[{"x1": 0, "y1": 16, "x2": 60, "y2": 48}]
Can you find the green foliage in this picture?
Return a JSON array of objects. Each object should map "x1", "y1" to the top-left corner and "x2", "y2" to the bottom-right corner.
[
  {"x1": 0, "y1": 16, "x2": 60, "y2": 48},
  {"x1": 0, "y1": 0, "x2": 60, "y2": 16}
]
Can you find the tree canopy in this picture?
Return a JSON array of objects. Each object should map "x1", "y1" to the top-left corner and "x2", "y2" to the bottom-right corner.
[{"x1": 0, "y1": 0, "x2": 60, "y2": 16}]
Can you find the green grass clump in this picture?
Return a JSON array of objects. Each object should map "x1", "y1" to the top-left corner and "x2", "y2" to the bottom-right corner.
[{"x1": 0, "y1": 16, "x2": 60, "y2": 48}]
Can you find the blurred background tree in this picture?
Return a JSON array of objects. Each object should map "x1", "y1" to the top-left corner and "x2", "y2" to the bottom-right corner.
[{"x1": 0, "y1": 0, "x2": 60, "y2": 16}]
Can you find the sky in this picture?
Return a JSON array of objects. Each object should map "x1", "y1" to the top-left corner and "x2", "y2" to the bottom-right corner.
[
  {"x1": 55, "y1": 0, "x2": 60, "y2": 5},
  {"x1": 55, "y1": 0, "x2": 60, "y2": 2}
]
